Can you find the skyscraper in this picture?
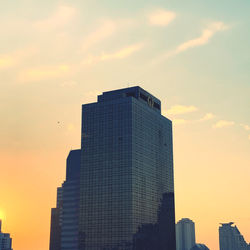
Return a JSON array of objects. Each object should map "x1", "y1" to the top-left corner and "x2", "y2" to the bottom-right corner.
[
  {"x1": 219, "y1": 222, "x2": 250, "y2": 250},
  {"x1": 176, "y1": 218, "x2": 196, "y2": 250},
  {"x1": 79, "y1": 86, "x2": 176, "y2": 250},
  {"x1": 0, "y1": 220, "x2": 13, "y2": 250},
  {"x1": 49, "y1": 149, "x2": 81, "y2": 250}
]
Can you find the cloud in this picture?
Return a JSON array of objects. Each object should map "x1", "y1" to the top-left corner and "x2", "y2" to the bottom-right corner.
[
  {"x1": 172, "y1": 119, "x2": 189, "y2": 125},
  {"x1": 82, "y1": 43, "x2": 144, "y2": 65},
  {"x1": 248, "y1": 135, "x2": 250, "y2": 140},
  {"x1": 177, "y1": 22, "x2": 227, "y2": 52},
  {"x1": 199, "y1": 113, "x2": 215, "y2": 121},
  {"x1": 19, "y1": 64, "x2": 70, "y2": 82},
  {"x1": 240, "y1": 124, "x2": 250, "y2": 131},
  {"x1": 33, "y1": 5, "x2": 76, "y2": 30},
  {"x1": 167, "y1": 105, "x2": 198, "y2": 115},
  {"x1": 0, "y1": 55, "x2": 16, "y2": 69},
  {"x1": 81, "y1": 20, "x2": 117, "y2": 51},
  {"x1": 148, "y1": 9, "x2": 176, "y2": 27},
  {"x1": 164, "y1": 21, "x2": 228, "y2": 58},
  {"x1": 0, "y1": 47, "x2": 38, "y2": 70},
  {"x1": 213, "y1": 120, "x2": 235, "y2": 128}
]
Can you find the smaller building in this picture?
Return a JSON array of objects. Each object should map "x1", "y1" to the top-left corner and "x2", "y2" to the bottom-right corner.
[
  {"x1": 190, "y1": 244, "x2": 209, "y2": 250},
  {"x1": 176, "y1": 218, "x2": 196, "y2": 250},
  {"x1": 49, "y1": 149, "x2": 81, "y2": 250},
  {"x1": 219, "y1": 222, "x2": 250, "y2": 250},
  {"x1": 0, "y1": 220, "x2": 13, "y2": 250}
]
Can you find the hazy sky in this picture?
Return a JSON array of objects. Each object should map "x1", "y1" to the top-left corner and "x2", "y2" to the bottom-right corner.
[{"x1": 0, "y1": 1, "x2": 249, "y2": 250}]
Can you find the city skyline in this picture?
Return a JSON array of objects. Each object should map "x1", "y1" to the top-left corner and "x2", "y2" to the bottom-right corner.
[
  {"x1": 50, "y1": 86, "x2": 176, "y2": 250},
  {"x1": 0, "y1": 1, "x2": 250, "y2": 250}
]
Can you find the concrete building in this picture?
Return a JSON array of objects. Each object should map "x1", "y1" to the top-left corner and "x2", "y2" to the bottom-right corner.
[{"x1": 176, "y1": 218, "x2": 196, "y2": 250}]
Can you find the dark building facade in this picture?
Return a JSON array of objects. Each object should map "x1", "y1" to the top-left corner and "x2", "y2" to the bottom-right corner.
[
  {"x1": 49, "y1": 150, "x2": 81, "y2": 250},
  {"x1": 219, "y1": 222, "x2": 250, "y2": 250},
  {"x1": 79, "y1": 86, "x2": 176, "y2": 250},
  {"x1": 190, "y1": 244, "x2": 209, "y2": 250},
  {"x1": 49, "y1": 205, "x2": 62, "y2": 250},
  {"x1": 0, "y1": 220, "x2": 13, "y2": 250}
]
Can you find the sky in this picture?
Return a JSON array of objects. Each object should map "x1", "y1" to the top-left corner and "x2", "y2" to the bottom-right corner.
[{"x1": 0, "y1": 0, "x2": 249, "y2": 249}]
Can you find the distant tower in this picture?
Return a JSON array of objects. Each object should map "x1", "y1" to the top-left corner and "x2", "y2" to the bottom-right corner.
[
  {"x1": 49, "y1": 149, "x2": 81, "y2": 250},
  {"x1": 219, "y1": 222, "x2": 250, "y2": 250},
  {"x1": 49, "y1": 187, "x2": 63, "y2": 250},
  {"x1": 176, "y1": 218, "x2": 196, "y2": 250},
  {"x1": 190, "y1": 244, "x2": 209, "y2": 250},
  {"x1": 0, "y1": 220, "x2": 13, "y2": 250},
  {"x1": 61, "y1": 150, "x2": 81, "y2": 250}
]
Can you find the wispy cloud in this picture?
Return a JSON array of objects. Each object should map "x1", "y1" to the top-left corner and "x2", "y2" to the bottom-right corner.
[
  {"x1": 172, "y1": 118, "x2": 189, "y2": 125},
  {"x1": 33, "y1": 5, "x2": 76, "y2": 30},
  {"x1": 19, "y1": 64, "x2": 70, "y2": 82},
  {"x1": 167, "y1": 105, "x2": 198, "y2": 115},
  {"x1": 0, "y1": 55, "x2": 16, "y2": 69},
  {"x1": 213, "y1": 120, "x2": 235, "y2": 128},
  {"x1": 164, "y1": 21, "x2": 228, "y2": 58},
  {"x1": 148, "y1": 9, "x2": 176, "y2": 27},
  {"x1": 82, "y1": 43, "x2": 144, "y2": 65},
  {"x1": 199, "y1": 113, "x2": 215, "y2": 121},
  {"x1": 240, "y1": 124, "x2": 250, "y2": 131},
  {"x1": 0, "y1": 47, "x2": 38, "y2": 70},
  {"x1": 81, "y1": 20, "x2": 117, "y2": 52}
]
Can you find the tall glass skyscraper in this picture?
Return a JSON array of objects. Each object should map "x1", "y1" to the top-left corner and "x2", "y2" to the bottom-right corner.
[{"x1": 79, "y1": 86, "x2": 176, "y2": 250}]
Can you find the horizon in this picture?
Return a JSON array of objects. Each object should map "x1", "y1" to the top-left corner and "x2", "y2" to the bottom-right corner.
[{"x1": 0, "y1": 1, "x2": 250, "y2": 250}]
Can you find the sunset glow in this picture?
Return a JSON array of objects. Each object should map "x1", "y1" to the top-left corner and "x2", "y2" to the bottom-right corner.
[{"x1": 0, "y1": 210, "x2": 4, "y2": 221}]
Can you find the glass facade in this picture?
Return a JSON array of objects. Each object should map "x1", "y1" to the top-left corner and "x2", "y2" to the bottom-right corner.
[
  {"x1": 61, "y1": 150, "x2": 81, "y2": 250},
  {"x1": 49, "y1": 150, "x2": 81, "y2": 250},
  {"x1": 79, "y1": 87, "x2": 176, "y2": 250}
]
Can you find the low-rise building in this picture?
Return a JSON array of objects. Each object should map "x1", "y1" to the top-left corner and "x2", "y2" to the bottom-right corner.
[{"x1": 0, "y1": 220, "x2": 13, "y2": 250}]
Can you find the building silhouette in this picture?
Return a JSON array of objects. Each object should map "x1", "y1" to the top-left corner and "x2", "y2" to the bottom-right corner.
[
  {"x1": 0, "y1": 220, "x2": 12, "y2": 250},
  {"x1": 79, "y1": 87, "x2": 176, "y2": 250},
  {"x1": 49, "y1": 86, "x2": 176, "y2": 250},
  {"x1": 49, "y1": 150, "x2": 81, "y2": 250},
  {"x1": 219, "y1": 222, "x2": 250, "y2": 250},
  {"x1": 176, "y1": 218, "x2": 196, "y2": 250},
  {"x1": 190, "y1": 244, "x2": 209, "y2": 250}
]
